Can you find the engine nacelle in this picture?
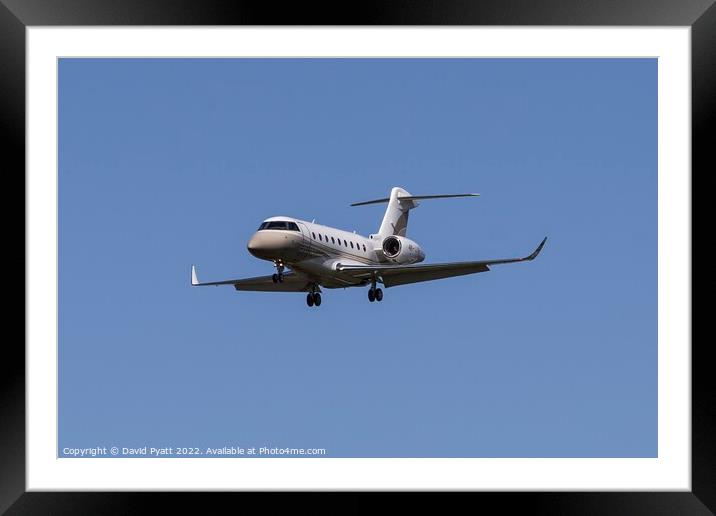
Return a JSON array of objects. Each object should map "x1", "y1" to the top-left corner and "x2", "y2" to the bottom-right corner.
[{"x1": 381, "y1": 235, "x2": 425, "y2": 264}]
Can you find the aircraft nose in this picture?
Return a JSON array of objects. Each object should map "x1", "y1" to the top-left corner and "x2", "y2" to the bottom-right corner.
[
  {"x1": 247, "y1": 231, "x2": 283, "y2": 258},
  {"x1": 247, "y1": 233, "x2": 264, "y2": 255}
]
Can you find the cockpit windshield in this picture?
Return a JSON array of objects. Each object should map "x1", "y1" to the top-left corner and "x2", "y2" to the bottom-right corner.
[{"x1": 258, "y1": 221, "x2": 299, "y2": 231}]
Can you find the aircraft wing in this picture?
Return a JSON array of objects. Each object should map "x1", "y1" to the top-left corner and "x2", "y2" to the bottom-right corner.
[
  {"x1": 191, "y1": 266, "x2": 316, "y2": 292},
  {"x1": 337, "y1": 237, "x2": 547, "y2": 288}
]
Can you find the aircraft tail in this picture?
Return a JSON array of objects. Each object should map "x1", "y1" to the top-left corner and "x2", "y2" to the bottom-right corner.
[
  {"x1": 377, "y1": 187, "x2": 413, "y2": 237},
  {"x1": 351, "y1": 187, "x2": 479, "y2": 238}
]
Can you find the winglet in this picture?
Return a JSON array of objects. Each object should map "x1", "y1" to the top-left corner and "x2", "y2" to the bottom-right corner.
[
  {"x1": 191, "y1": 265, "x2": 199, "y2": 286},
  {"x1": 525, "y1": 237, "x2": 548, "y2": 261}
]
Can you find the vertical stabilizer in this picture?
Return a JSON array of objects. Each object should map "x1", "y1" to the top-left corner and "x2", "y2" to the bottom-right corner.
[{"x1": 378, "y1": 187, "x2": 417, "y2": 237}]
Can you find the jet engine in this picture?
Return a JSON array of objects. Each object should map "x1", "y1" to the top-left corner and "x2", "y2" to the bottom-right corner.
[{"x1": 381, "y1": 235, "x2": 425, "y2": 264}]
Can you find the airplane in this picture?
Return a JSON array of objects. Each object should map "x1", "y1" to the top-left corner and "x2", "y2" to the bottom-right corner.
[{"x1": 191, "y1": 187, "x2": 547, "y2": 307}]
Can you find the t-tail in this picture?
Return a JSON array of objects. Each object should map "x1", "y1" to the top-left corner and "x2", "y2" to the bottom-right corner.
[{"x1": 350, "y1": 186, "x2": 479, "y2": 238}]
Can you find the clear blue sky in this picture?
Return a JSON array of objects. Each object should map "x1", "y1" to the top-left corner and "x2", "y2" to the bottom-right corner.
[{"x1": 59, "y1": 58, "x2": 657, "y2": 457}]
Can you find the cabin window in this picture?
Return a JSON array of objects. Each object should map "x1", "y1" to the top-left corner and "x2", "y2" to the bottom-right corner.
[
  {"x1": 344, "y1": 240, "x2": 348, "y2": 246},
  {"x1": 319, "y1": 234, "x2": 322, "y2": 241},
  {"x1": 363, "y1": 244, "x2": 366, "y2": 251},
  {"x1": 350, "y1": 242, "x2": 354, "y2": 248},
  {"x1": 331, "y1": 237, "x2": 335, "y2": 244},
  {"x1": 312, "y1": 232, "x2": 316, "y2": 239},
  {"x1": 337, "y1": 239, "x2": 341, "y2": 246}
]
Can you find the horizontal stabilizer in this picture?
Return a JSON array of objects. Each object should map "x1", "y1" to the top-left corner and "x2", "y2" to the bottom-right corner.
[{"x1": 351, "y1": 192, "x2": 478, "y2": 207}]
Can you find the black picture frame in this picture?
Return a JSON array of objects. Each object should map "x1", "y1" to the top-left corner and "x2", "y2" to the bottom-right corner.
[{"x1": 3, "y1": 1, "x2": 712, "y2": 513}]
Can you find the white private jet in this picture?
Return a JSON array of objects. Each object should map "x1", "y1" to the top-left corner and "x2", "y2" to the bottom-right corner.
[{"x1": 191, "y1": 187, "x2": 546, "y2": 307}]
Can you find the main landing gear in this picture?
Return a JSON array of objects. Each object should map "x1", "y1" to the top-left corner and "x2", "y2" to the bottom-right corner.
[
  {"x1": 306, "y1": 285, "x2": 322, "y2": 308},
  {"x1": 368, "y1": 274, "x2": 384, "y2": 303},
  {"x1": 306, "y1": 292, "x2": 322, "y2": 307},
  {"x1": 271, "y1": 260, "x2": 285, "y2": 283},
  {"x1": 368, "y1": 274, "x2": 383, "y2": 303},
  {"x1": 368, "y1": 287, "x2": 383, "y2": 302}
]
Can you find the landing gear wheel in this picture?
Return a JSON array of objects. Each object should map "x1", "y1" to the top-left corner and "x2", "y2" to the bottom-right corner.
[
  {"x1": 368, "y1": 289, "x2": 375, "y2": 302},
  {"x1": 273, "y1": 261, "x2": 285, "y2": 283},
  {"x1": 306, "y1": 293, "x2": 314, "y2": 307},
  {"x1": 375, "y1": 288, "x2": 383, "y2": 302},
  {"x1": 313, "y1": 293, "x2": 322, "y2": 306}
]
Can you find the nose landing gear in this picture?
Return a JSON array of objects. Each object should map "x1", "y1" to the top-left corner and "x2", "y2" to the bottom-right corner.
[{"x1": 271, "y1": 260, "x2": 285, "y2": 283}]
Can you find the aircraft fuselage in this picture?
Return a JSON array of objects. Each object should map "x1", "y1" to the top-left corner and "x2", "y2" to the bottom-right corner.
[{"x1": 246, "y1": 216, "x2": 425, "y2": 288}]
